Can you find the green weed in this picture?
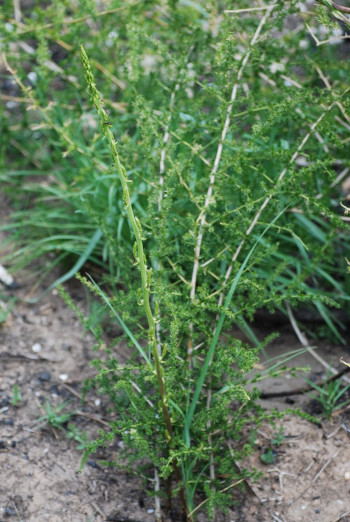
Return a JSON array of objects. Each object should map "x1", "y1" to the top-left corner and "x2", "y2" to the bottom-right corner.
[
  {"x1": 271, "y1": 427, "x2": 285, "y2": 447},
  {"x1": 10, "y1": 385, "x2": 22, "y2": 407},
  {"x1": 260, "y1": 427, "x2": 285, "y2": 464},
  {"x1": 66, "y1": 424, "x2": 88, "y2": 451},
  {"x1": 35, "y1": 401, "x2": 72, "y2": 431},
  {"x1": 305, "y1": 371, "x2": 350, "y2": 420},
  {"x1": 260, "y1": 448, "x2": 277, "y2": 465},
  {"x1": 0, "y1": 293, "x2": 16, "y2": 324},
  {"x1": 35, "y1": 401, "x2": 88, "y2": 449}
]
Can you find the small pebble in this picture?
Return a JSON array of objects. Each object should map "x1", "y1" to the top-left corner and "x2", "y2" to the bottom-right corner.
[
  {"x1": 345, "y1": 471, "x2": 350, "y2": 480},
  {"x1": 5, "y1": 506, "x2": 16, "y2": 516},
  {"x1": 37, "y1": 371, "x2": 51, "y2": 382},
  {"x1": 60, "y1": 388, "x2": 70, "y2": 398},
  {"x1": 32, "y1": 343, "x2": 42, "y2": 352},
  {"x1": 8, "y1": 280, "x2": 20, "y2": 290},
  {"x1": 147, "y1": 509, "x2": 155, "y2": 514},
  {"x1": 1, "y1": 418, "x2": 14, "y2": 426},
  {"x1": 27, "y1": 71, "x2": 37, "y2": 83},
  {"x1": 0, "y1": 265, "x2": 14, "y2": 286},
  {"x1": 1, "y1": 396, "x2": 10, "y2": 407},
  {"x1": 95, "y1": 399, "x2": 101, "y2": 407},
  {"x1": 50, "y1": 385, "x2": 59, "y2": 396},
  {"x1": 87, "y1": 461, "x2": 99, "y2": 468},
  {"x1": 59, "y1": 374, "x2": 68, "y2": 382}
]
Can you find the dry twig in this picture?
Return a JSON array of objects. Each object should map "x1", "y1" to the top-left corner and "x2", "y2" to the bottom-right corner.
[{"x1": 312, "y1": 449, "x2": 341, "y2": 483}]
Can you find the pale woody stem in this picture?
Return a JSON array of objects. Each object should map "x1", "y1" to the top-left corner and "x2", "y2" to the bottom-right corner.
[
  {"x1": 189, "y1": 13, "x2": 273, "y2": 497},
  {"x1": 206, "y1": 85, "x2": 336, "y2": 500},
  {"x1": 154, "y1": 467, "x2": 162, "y2": 522},
  {"x1": 188, "y1": 10, "x2": 273, "y2": 359},
  {"x1": 3, "y1": 54, "x2": 89, "y2": 160},
  {"x1": 156, "y1": 83, "x2": 180, "y2": 355},
  {"x1": 158, "y1": 47, "x2": 194, "y2": 211},
  {"x1": 157, "y1": 49, "x2": 194, "y2": 355},
  {"x1": 217, "y1": 102, "x2": 336, "y2": 308},
  {"x1": 203, "y1": 90, "x2": 337, "y2": 508},
  {"x1": 158, "y1": 85, "x2": 179, "y2": 211}
]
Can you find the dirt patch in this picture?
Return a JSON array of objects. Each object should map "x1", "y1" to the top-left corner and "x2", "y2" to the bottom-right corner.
[
  {"x1": 0, "y1": 272, "x2": 159, "y2": 522},
  {"x1": 244, "y1": 415, "x2": 350, "y2": 522}
]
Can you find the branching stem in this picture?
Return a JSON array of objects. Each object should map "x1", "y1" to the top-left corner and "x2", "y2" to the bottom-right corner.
[{"x1": 188, "y1": 9, "x2": 274, "y2": 361}]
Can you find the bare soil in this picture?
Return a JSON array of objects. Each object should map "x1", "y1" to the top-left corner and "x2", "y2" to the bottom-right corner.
[{"x1": 0, "y1": 272, "x2": 159, "y2": 522}]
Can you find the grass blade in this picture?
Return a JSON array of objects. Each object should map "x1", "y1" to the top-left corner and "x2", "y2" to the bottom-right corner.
[
  {"x1": 26, "y1": 228, "x2": 102, "y2": 303},
  {"x1": 87, "y1": 275, "x2": 152, "y2": 367}
]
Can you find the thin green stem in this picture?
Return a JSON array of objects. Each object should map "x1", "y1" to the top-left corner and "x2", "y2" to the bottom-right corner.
[
  {"x1": 80, "y1": 45, "x2": 192, "y2": 518},
  {"x1": 80, "y1": 45, "x2": 173, "y2": 441}
]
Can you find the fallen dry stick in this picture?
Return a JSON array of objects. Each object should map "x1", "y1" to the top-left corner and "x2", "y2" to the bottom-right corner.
[{"x1": 312, "y1": 449, "x2": 341, "y2": 483}]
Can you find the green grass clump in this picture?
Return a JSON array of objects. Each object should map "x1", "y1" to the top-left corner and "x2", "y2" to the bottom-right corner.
[
  {"x1": 306, "y1": 368, "x2": 350, "y2": 420},
  {"x1": 1, "y1": 0, "x2": 350, "y2": 519}
]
